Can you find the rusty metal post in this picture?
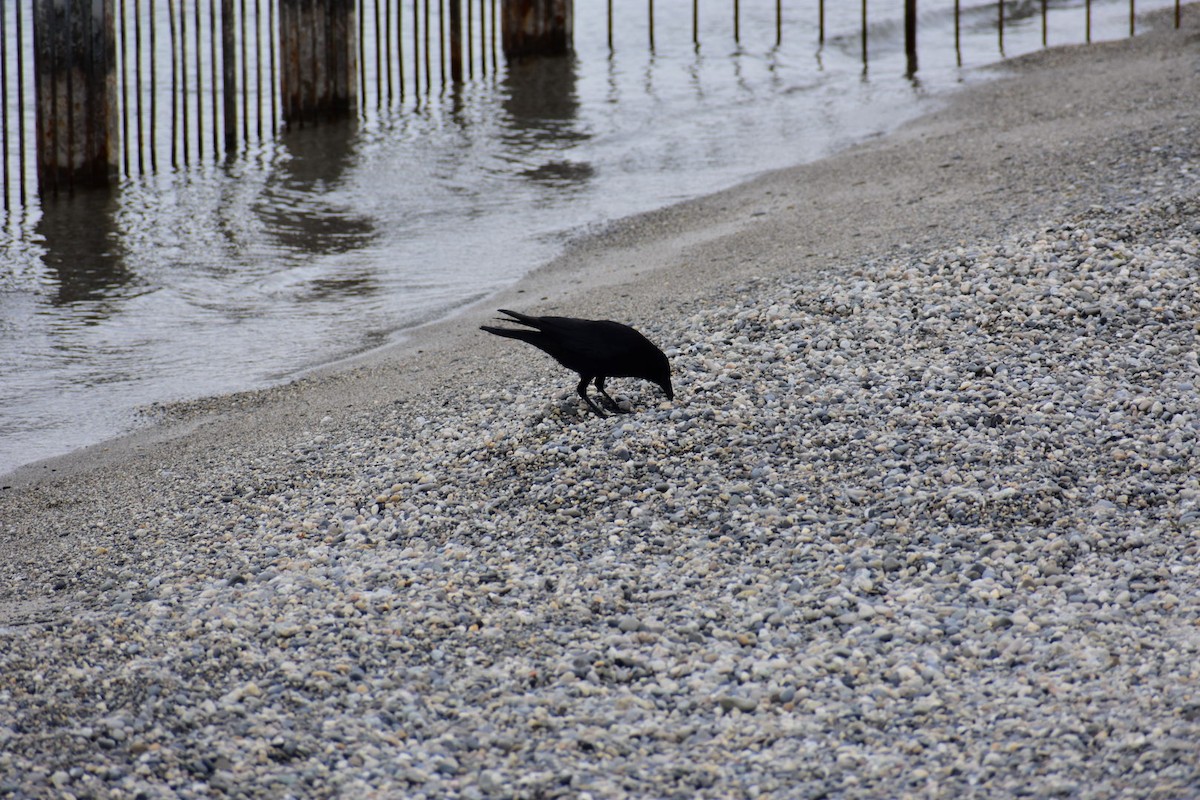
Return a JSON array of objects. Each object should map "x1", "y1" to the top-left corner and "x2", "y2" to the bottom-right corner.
[
  {"x1": 33, "y1": 0, "x2": 119, "y2": 193},
  {"x1": 501, "y1": 0, "x2": 571, "y2": 58},
  {"x1": 278, "y1": 0, "x2": 357, "y2": 125}
]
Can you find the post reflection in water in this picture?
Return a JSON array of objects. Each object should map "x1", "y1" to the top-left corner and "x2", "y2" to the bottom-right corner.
[
  {"x1": 264, "y1": 121, "x2": 380, "y2": 260},
  {"x1": 37, "y1": 192, "x2": 130, "y2": 310},
  {"x1": 501, "y1": 54, "x2": 595, "y2": 188}
]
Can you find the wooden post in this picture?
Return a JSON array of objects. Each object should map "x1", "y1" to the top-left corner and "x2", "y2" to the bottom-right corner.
[
  {"x1": 860, "y1": 0, "x2": 867, "y2": 67},
  {"x1": 648, "y1": 0, "x2": 654, "y2": 51},
  {"x1": 33, "y1": 0, "x2": 119, "y2": 193},
  {"x1": 449, "y1": 0, "x2": 463, "y2": 83},
  {"x1": 954, "y1": 0, "x2": 961, "y2": 65},
  {"x1": 501, "y1": 0, "x2": 572, "y2": 58},
  {"x1": 278, "y1": 0, "x2": 357, "y2": 125},
  {"x1": 998, "y1": 0, "x2": 1005, "y2": 55},
  {"x1": 607, "y1": 0, "x2": 613, "y2": 51},
  {"x1": 222, "y1": 0, "x2": 237, "y2": 152},
  {"x1": 904, "y1": 0, "x2": 917, "y2": 76}
]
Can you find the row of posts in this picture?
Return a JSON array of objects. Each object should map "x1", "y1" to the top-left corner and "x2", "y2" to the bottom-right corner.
[{"x1": 33, "y1": 0, "x2": 572, "y2": 194}]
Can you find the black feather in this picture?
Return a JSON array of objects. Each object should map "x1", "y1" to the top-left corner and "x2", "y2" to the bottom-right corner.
[{"x1": 481, "y1": 309, "x2": 674, "y2": 417}]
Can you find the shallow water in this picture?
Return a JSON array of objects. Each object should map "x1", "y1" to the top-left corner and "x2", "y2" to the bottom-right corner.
[{"x1": 0, "y1": 0, "x2": 1176, "y2": 476}]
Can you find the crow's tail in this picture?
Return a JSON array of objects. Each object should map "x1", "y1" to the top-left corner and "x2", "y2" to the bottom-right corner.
[
  {"x1": 480, "y1": 325, "x2": 543, "y2": 345},
  {"x1": 494, "y1": 308, "x2": 543, "y2": 329}
]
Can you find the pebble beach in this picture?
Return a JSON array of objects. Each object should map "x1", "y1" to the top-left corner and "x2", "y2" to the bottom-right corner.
[{"x1": 3, "y1": 8, "x2": 1200, "y2": 799}]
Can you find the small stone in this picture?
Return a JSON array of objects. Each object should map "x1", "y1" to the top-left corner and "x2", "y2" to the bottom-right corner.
[{"x1": 717, "y1": 695, "x2": 759, "y2": 713}]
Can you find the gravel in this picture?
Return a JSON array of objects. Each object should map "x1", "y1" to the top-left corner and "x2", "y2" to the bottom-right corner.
[{"x1": 2, "y1": 14, "x2": 1200, "y2": 800}]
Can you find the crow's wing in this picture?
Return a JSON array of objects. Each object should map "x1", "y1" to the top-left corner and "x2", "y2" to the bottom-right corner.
[{"x1": 485, "y1": 312, "x2": 649, "y2": 376}]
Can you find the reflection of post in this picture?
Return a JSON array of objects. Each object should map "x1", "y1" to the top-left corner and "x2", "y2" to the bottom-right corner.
[
  {"x1": 904, "y1": 0, "x2": 916, "y2": 76},
  {"x1": 279, "y1": 0, "x2": 358, "y2": 124},
  {"x1": 500, "y1": 48, "x2": 585, "y2": 161},
  {"x1": 33, "y1": 0, "x2": 119, "y2": 192},
  {"x1": 37, "y1": 189, "x2": 127, "y2": 305},
  {"x1": 501, "y1": 0, "x2": 572, "y2": 58}
]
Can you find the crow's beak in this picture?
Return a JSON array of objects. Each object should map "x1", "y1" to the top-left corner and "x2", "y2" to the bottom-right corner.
[{"x1": 662, "y1": 380, "x2": 674, "y2": 401}]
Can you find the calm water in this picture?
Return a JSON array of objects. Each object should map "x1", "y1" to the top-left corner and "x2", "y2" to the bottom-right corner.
[{"x1": 0, "y1": 0, "x2": 1176, "y2": 476}]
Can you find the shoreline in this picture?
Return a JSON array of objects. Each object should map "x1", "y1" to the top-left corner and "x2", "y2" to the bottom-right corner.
[
  {"x1": 2, "y1": 7, "x2": 1199, "y2": 797},
  {"x1": 0, "y1": 9, "x2": 1190, "y2": 497}
]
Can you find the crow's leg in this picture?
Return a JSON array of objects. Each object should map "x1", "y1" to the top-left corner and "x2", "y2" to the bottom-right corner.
[
  {"x1": 576, "y1": 375, "x2": 607, "y2": 417},
  {"x1": 595, "y1": 377, "x2": 632, "y2": 413}
]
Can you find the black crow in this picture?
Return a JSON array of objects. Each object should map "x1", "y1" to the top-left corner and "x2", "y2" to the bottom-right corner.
[{"x1": 481, "y1": 309, "x2": 674, "y2": 417}]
